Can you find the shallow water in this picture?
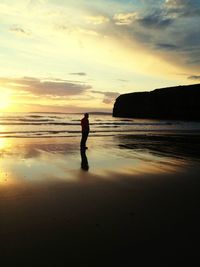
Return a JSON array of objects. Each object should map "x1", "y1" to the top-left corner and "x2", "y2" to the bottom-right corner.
[{"x1": 0, "y1": 134, "x2": 198, "y2": 188}]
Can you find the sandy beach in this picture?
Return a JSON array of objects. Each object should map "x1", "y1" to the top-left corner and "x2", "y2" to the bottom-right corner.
[{"x1": 0, "y1": 135, "x2": 200, "y2": 265}]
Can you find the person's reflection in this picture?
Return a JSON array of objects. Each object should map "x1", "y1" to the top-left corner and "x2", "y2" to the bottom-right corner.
[{"x1": 80, "y1": 148, "x2": 89, "y2": 171}]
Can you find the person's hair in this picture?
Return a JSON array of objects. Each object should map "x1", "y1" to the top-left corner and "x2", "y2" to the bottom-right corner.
[{"x1": 84, "y1": 113, "x2": 89, "y2": 117}]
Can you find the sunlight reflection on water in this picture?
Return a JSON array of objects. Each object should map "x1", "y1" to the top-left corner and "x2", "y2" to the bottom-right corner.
[{"x1": 0, "y1": 136, "x2": 191, "y2": 188}]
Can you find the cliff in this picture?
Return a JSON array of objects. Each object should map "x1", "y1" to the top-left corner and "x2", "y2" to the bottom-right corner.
[{"x1": 113, "y1": 84, "x2": 200, "y2": 121}]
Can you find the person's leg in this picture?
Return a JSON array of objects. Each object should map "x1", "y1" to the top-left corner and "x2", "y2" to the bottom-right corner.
[
  {"x1": 81, "y1": 132, "x2": 88, "y2": 148},
  {"x1": 84, "y1": 132, "x2": 88, "y2": 148},
  {"x1": 80, "y1": 133, "x2": 85, "y2": 148}
]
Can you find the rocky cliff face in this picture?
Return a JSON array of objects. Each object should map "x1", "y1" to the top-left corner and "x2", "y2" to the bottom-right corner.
[{"x1": 113, "y1": 84, "x2": 200, "y2": 121}]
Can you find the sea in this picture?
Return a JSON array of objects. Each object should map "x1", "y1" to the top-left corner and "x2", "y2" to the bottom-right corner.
[{"x1": 0, "y1": 112, "x2": 200, "y2": 138}]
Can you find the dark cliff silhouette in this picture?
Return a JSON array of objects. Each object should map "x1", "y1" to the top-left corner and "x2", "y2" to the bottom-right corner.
[{"x1": 113, "y1": 84, "x2": 200, "y2": 121}]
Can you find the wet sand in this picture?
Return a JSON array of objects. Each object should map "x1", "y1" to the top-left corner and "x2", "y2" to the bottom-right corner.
[{"x1": 0, "y1": 136, "x2": 200, "y2": 265}]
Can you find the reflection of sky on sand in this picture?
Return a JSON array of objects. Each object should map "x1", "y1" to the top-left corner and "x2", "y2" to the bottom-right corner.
[
  {"x1": 88, "y1": 147, "x2": 186, "y2": 178},
  {"x1": 0, "y1": 136, "x2": 191, "y2": 188},
  {"x1": 0, "y1": 138, "x2": 79, "y2": 186}
]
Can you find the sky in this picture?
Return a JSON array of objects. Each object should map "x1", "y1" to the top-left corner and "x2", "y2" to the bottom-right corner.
[{"x1": 0, "y1": 0, "x2": 200, "y2": 113}]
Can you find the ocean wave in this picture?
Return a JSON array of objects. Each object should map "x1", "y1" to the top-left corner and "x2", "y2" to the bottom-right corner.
[
  {"x1": 1, "y1": 129, "x2": 200, "y2": 136},
  {"x1": 0, "y1": 113, "x2": 199, "y2": 139},
  {"x1": 0, "y1": 119, "x2": 55, "y2": 122},
  {"x1": 0, "y1": 122, "x2": 75, "y2": 125},
  {"x1": 0, "y1": 121, "x2": 177, "y2": 126}
]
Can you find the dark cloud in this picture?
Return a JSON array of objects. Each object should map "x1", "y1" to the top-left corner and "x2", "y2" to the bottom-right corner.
[
  {"x1": 156, "y1": 43, "x2": 180, "y2": 50},
  {"x1": 138, "y1": 11, "x2": 173, "y2": 28},
  {"x1": 0, "y1": 77, "x2": 91, "y2": 97},
  {"x1": 165, "y1": 0, "x2": 200, "y2": 17},
  {"x1": 188, "y1": 75, "x2": 200, "y2": 80},
  {"x1": 91, "y1": 90, "x2": 120, "y2": 104},
  {"x1": 182, "y1": 30, "x2": 200, "y2": 47},
  {"x1": 69, "y1": 72, "x2": 87, "y2": 76},
  {"x1": 187, "y1": 59, "x2": 200, "y2": 65},
  {"x1": 113, "y1": 8, "x2": 173, "y2": 29},
  {"x1": 108, "y1": 1, "x2": 200, "y2": 68}
]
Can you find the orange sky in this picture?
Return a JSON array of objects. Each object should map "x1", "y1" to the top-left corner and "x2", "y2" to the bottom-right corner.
[{"x1": 0, "y1": 0, "x2": 199, "y2": 112}]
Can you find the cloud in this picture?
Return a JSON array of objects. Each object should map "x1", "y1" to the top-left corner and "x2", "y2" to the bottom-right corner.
[
  {"x1": 1, "y1": 0, "x2": 200, "y2": 94},
  {"x1": 28, "y1": 0, "x2": 48, "y2": 8},
  {"x1": 117, "y1": 79, "x2": 129, "y2": 82},
  {"x1": 112, "y1": 9, "x2": 173, "y2": 29},
  {"x1": 0, "y1": 77, "x2": 91, "y2": 97},
  {"x1": 57, "y1": 25, "x2": 99, "y2": 37},
  {"x1": 187, "y1": 59, "x2": 200, "y2": 65},
  {"x1": 165, "y1": 0, "x2": 200, "y2": 17},
  {"x1": 113, "y1": 12, "x2": 138, "y2": 25},
  {"x1": 85, "y1": 15, "x2": 109, "y2": 25},
  {"x1": 138, "y1": 11, "x2": 173, "y2": 28},
  {"x1": 10, "y1": 25, "x2": 31, "y2": 36},
  {"x1": 156, "y1": 43, "x2": 180, "y2": 50},
  {"x1": 108, "y1": 1, "x2": 200, "y2": 70},
  {"x1": 188, "y1": 75, "x2": 200, "y2": 80},
  {"x1": 55, "y1": 0, "x2": 198, "y2": 74},
  {"x1": 91, "y1": 90, "x2": 120, "y2": 104},
  {"x1": 69, "y1": 72, "x2": 87, "y2": 76},
  {"x1": 22, "y1": 102, "x2": 111, "y2": 113}
]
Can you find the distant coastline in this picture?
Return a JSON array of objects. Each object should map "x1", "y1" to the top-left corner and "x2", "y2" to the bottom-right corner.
[{"x1": 113, "y1": 84, "x2": 200, "y2": 121}]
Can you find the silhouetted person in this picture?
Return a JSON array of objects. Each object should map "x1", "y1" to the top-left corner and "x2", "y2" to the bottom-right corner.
[
  {"x1": 80, "y1": 148, "x2": 89, "y2": 171},
  {"x1": 80, "y1": 113, "x2": 90, "y2": 149}
]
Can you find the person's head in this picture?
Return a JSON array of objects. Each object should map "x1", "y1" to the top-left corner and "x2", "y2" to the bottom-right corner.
[{"x1": 84, "y1": 113, "x2": 89, "y2": 118}]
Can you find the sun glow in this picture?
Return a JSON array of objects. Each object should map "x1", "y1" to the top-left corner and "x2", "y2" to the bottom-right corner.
[{"x1": 0, "y1": 90, "x2": 12, "y2": 111}]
